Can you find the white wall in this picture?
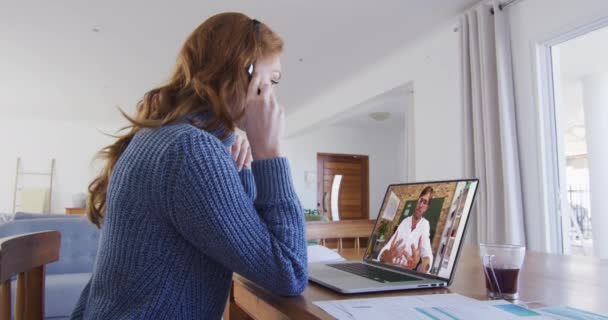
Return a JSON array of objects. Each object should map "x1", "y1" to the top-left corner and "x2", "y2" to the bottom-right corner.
[
  {"x1": 286, "y1": 20, "x2": 464, "y2": 182},
  {"x1": 6, "y1": 0, "x2": 605, "y2": 253},
  {"x1": 0, "y1": 115, "x2": 403, "y2": 218},
  {"x1": 508, "y1": 0, "x2": 608, "y2": 252},
  {"x1": 0, "y1": 118, "x2": 123, "y2": 213},
  {"x1": 284, "y1": 125, "x2": 405, "y2": 219},
  {"x1": 283, "y1": 0, "x2": 608, "y2": 252}
]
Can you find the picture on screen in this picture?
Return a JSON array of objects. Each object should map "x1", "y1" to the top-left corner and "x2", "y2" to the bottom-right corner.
[{"x1": 365, "y1": 180, "x2": 478, "y2": 279}]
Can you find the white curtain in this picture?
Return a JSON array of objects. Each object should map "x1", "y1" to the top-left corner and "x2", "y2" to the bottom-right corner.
[{"x1": 460, "y1": 1, "x2": 527, "y2": 246}]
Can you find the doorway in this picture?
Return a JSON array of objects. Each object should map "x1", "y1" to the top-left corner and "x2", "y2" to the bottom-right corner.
[
  {"x1": 544, "y1": 23, "x2": 608, "y2": 257},
  {"x1": 316, "y1": 153, "x2": 369, "y2": 221}
]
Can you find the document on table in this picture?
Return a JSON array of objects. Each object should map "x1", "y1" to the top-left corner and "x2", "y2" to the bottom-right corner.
[
  {"x1": 480, "y1": 300, "x2": 608, "y2": 320},
  {"x1": 314, "y1": 293, "x2": 556, "y2": 320},
  {"x1": 536, "y1": 306, "x2": 608, "y2": 320}
]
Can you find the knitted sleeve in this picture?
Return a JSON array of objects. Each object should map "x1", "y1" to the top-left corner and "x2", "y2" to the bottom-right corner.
[
  {"x1": 168, "y1": 131, "x2": 308, "y2": 296},
  {"x1": 238, "y1": 169, "x2": 256, "y2": 201}
]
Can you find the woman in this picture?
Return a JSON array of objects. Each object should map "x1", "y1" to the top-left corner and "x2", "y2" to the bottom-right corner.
[{"x1": 71, "y1": 12, "x2": 307, "y2": 319}]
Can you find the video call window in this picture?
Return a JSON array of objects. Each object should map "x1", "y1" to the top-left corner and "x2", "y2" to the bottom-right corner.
[{"x1": 365, "y1": 180, "x2": 478, "y2": 279}]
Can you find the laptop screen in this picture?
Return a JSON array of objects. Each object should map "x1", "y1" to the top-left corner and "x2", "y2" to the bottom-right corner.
[{"x1": 364, "y1": 179, "x2": 478, "y2": 281}]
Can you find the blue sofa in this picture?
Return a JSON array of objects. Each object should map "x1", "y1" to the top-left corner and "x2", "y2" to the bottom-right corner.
[{"x1": 0, "y1": 215, "x2": 100, "y2": 319}]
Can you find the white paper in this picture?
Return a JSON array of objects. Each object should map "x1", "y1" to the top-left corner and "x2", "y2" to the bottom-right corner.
[
  {"x1": 314, "y1": 293, "x2": 554, "y2": 320},
  {"x1": 307, "y1": 245, "x2": 346, "y2": 263},
  {"x1": 536, "y1": 306, "x2": 608, "y2": 320}
]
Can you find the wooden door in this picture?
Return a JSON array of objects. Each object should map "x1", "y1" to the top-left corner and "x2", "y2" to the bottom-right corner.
[{"x1": 317, "y1": 153, "x2": 369, "y2": 220}]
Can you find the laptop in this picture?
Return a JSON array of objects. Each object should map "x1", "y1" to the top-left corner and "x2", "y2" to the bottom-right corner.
[{"x1": 309, "y1": 179, "x2": 479, "y2": 294}]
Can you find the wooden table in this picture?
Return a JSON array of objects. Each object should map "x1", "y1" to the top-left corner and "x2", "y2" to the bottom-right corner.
[
  {"x1": 65, "y1": 207, "x2": 86, "y2": 215},
  {"x1": 227, "y1": 245, "x2": 608, "y2": 319}
]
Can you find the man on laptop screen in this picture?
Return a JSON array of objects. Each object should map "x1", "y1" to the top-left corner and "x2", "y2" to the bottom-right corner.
[
  {"x1": 308, "y1": 179, "x2": 478, "y2": 294},
  {"x1": 367, "y1": 181, "x2": 476, "y2": 278},
  {"x1": 378, "y1": 186, "x2": 434, "y2": 272}
]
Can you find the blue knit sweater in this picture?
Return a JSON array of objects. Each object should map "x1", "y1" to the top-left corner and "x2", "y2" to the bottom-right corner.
[{"x1": 70, "y1": 116, "x2": 308, "y2": 319}]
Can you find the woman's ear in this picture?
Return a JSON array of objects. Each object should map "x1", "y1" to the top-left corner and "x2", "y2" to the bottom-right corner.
[{"x1": 247, "y1": 64, "x2": 255, "y2": 81}]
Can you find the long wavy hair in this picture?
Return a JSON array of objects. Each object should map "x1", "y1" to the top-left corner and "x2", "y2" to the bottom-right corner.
[{"x1": 87, "y1": 12, "x2": 283, "y2": 228}]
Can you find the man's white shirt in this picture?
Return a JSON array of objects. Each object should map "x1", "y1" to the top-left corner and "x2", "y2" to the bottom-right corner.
[{"x1": 378, "y1": 216, "x2": 433, "y2": 269}]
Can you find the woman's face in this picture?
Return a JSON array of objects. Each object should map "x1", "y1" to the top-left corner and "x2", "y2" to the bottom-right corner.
[
  {"x1": 234, "y1": 54, "x2": 282, "y2": 129},
  {"x1": 255, "y1": 54, "x2": 282, "y2": 87}
]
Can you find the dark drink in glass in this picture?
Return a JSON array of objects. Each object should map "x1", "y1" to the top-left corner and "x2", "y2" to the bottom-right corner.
[
  {"x1": 484, "y1": 267, "x2": 520, "y2": 295},
  {"x1": 479, "y1": 244, "x2": 525, "y2": 300}
]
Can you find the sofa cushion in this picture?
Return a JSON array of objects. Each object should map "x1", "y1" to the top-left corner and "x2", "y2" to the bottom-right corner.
[
  {"x1": 11, "y1": 273, "x2": 91, "y2": 319},
  {"x1": 14, "y1": 212, "x2": 82, "y2": 220},
  {"x1": 46, "y1": 273, "x2": 91, "y2": 318},
  {"x1": 0, "y1": 212, "x2": 15, "y2": 224},
  {"x1": 0, "y1": 217, "x2": 100, "y2": 274}
]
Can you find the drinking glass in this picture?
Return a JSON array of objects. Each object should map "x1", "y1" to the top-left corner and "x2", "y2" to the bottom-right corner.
[{"x1": 479, "y1": 243, "x2": 525, "y2": 300}]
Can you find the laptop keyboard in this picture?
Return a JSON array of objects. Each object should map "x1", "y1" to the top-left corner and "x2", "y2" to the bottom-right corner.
[{"x1": 327, "y1": 262, "x2": 419, "y2": 283}]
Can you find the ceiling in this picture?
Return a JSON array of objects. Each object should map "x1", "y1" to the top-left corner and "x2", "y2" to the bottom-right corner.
[
  {"x1": 331, "y1": 84, "x2": 411, "y2": 131},
  {"x1": 0, "y1": 0, "x2": 478, "y2": 122}
]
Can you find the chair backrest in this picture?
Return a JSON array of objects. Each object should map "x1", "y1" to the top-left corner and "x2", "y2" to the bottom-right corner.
[
  {"x1": 0, "y1": 230, "x2": 60, "y2": 320},
  {"x1": 306, "y1": 220, "x2": 375, "y2": 250},
  {"x1": 0, "y1": 217, "x2": 99, "y2": 275}
]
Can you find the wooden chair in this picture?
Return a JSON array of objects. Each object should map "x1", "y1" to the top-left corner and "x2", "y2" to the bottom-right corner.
[
  {"x1": 0, "y1": 231, "x2": 61, "y2": 320},
  {"x1": 306, "y1": 220, "x2": 375, "y2": 251}
]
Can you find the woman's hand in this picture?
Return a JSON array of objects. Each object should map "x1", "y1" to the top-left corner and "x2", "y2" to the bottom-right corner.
[
  {"x1": 242, "y1": 73, "x2": 284, "y2": 160},
  {"x1": 229, "y1": 134, "x2": 252, "y2": 171}
]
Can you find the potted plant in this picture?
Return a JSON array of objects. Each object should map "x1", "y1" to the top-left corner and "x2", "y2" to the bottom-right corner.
[
  {"x1": 377, "y1": 219, "x2": 390, "y2": 241},
  {"x1": 303, "y1": 209, "x2": 320, "y2": 216},
  {"x1": 304, "y1": 209, "x2": 328, "y2": 222}
]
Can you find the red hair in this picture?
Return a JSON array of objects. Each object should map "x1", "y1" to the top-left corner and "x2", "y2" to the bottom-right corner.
[{"x1": 87, "y1": 12, "x2": 283, "y2": 227}]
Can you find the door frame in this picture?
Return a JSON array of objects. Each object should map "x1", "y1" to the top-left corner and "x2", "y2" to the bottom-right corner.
[
  {"x1": 316, "y1": 152, "x2": 370, "y2": 220},
  {"x1": 536, "y1": 16, "x2": 608, "y2": 254}
]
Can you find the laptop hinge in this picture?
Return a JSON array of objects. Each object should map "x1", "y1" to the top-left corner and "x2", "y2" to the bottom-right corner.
[{"x1": 363, "y1": 260, "x2": 447, "y2": 282}]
